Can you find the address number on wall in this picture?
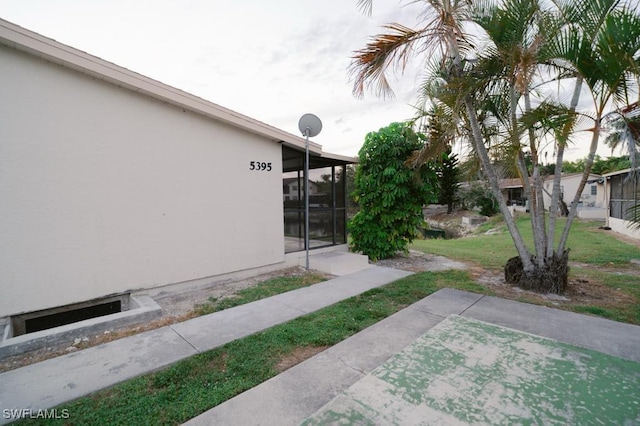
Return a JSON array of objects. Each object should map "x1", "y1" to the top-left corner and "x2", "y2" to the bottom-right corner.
[{"x1": 250, "y1": 161, "x2": 272, "y2": 171}]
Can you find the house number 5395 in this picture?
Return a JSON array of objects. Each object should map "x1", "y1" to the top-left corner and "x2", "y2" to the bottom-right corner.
[{"x1": 250, "y1": 161, "x2": 272, "y2": 171}]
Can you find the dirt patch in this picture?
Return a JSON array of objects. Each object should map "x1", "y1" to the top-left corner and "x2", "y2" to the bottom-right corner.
[
  {"x1": 373, "y1": 246, "x2": 637, "y2": 317},
  {"x1": 469, "y1": 265, "x2": 637, "y2": 309},
  {"x1": 423, "y1": 208, "x2": 486, "y2": 239},
  {"x1": 275, "y1": 346, "x2": 330, "y2": 373},
  {"x1": 374, "y1": 250, "x2": 467, "y2": 272}
]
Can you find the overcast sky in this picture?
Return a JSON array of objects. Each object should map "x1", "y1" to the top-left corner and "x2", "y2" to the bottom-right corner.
[{"x1": 0, "y1": 0, "x2": 623, "y2": 161}]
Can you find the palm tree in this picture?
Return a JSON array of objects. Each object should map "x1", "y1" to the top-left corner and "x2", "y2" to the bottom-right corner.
[
  {"x1": 544, "y1": 0, "x2": 640, "y2": 258},
  {"x1": 351, "y1": 0, "x2": 640, "y2": 293},
  {"x1": 352, "y1": 0, "x2": 538, "y2": 283},
  {"x1": 603, "y1": 101, "x2": 640, "y2": 171}
]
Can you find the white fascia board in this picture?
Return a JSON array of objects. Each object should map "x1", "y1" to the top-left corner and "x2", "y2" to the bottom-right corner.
[
  {"x1": 601, "y1": 168, "x2": 639, "y2": 178},
  {"x1": 320, "y1": 152, "x2": 357, "y2": 163}
]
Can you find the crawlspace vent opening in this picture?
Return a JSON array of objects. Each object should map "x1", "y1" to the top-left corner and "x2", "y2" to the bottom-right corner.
[
  {"x1": 10, "y1": 295, "x2": 129, "y2": 337},
  {"x1": 25, "y1": 301, "x2": 122, "y2": 334}
]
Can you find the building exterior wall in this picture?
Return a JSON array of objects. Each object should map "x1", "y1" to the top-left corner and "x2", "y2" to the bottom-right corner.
[
  {"x1": 542, "y1": 174, "x2": 600, "y2": 209},
  {"x1": 577, "y1": 208, "x2": 606, "y2": 219},
  {"x1": 609, "y1": 218, "x2": 640, "y2": 240},
  {"x1": 0, "y1": 45, "x2": 284, "y2": 317},
  {"x1": 596, "y1": 180, "x2": 608, "y2": 208}
]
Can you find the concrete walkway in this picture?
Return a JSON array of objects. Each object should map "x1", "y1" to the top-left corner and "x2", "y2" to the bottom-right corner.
[
  {"x1": 186, "y1": 288, "x2": 640, "y2": 425},
  {"x1": 0, "y1": 265, "x2": 411, "y2": 423}
]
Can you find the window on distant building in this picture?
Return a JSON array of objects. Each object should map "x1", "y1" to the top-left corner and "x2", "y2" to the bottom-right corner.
[{"x1": 591, "y1": 185, "x2": 597, "y2": 196}]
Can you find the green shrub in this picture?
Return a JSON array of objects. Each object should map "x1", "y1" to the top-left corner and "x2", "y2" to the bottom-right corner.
[
  {"x1": 459, "y1": 181, "x2": 499, "y2": 216},
  {"x1": 349, "y1": 122, "x2": 437, "y2": 261}
]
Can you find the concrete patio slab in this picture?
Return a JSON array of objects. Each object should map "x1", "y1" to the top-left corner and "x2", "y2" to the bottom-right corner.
[
  {"x1": 322, "y1": 309, "x2": 444, "y2": 374},
  {"x1": 462, "y1": 295, "x2": 640, "y2": 362},
  {"x1": 303, "y1": 315, "x2": 640, "y2": 425}
]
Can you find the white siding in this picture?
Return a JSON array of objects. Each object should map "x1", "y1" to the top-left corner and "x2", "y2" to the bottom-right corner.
[
  {"x1": 609, "y1": 218, "x2": 640, "y2": 240},
  {"x1": 542, "y1": 174, "x2": 601, "y2": 209},
  {"x1": 0, "y1": 46, "x2": 284, "y2": 317}
]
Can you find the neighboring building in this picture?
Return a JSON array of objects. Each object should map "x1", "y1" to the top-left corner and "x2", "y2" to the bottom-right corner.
[
  {"x1": 282, "y1": 178, "x2": 319, "y2": 201},
  {"x1": 542, "y1": 173, "x2": 605, "y2": 219},
  {"x1": 496, "y1": 174, "x2": 604, "y2": 218},
  {"x1": 599, "y1": 168, "x2": 640, "y2": 240},
  {"x1": 499, "y1": 178, "x2": 527, "y2": 206},
  {"x1": 0, "y1": 19, "x2": 353, "y2": 321}
]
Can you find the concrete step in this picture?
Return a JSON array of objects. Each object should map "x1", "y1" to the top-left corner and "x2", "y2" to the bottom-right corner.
[{"x1": 308, "y1": 251, "x2": 371, "y2": 276}]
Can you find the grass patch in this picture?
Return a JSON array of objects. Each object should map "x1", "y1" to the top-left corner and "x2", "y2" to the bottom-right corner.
[
  {"x1": 571, "y1": 305, "x2": 620, "y2": 320},
  {"x1": 19, "y1": 270, "x2": 479, "y2": 426},
  {"x1": 194, "y1": 273, "x2": 327, "y2": 316},
  {"x1": 415, "y1": 215, "x2": 640, "y2": 325},
  {"x1": 569, "y1": 267, "x2": 640, "y2": 324},
  {"x1": 412, "y1": 216, "x2": 640, "y2": 269}
]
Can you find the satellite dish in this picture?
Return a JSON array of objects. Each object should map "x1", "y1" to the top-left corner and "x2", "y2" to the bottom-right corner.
[{"x1": 298, "y1": 113, "x2": 322, "y2": 137}]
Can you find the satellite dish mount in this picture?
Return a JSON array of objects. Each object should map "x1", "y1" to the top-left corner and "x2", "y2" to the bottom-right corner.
[{"x1": 297, "y1": 113, "x2": 322, "y2": 269}]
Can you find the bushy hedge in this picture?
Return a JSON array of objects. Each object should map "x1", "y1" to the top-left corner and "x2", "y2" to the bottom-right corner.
[{"x1": 349, "y1": 123, "x2": 438, "y2": 261}]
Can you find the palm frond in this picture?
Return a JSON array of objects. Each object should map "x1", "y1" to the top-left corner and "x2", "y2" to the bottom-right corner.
[
  {"x1": 603, "y1": 102, "x2": 640, "y2": 170},
  {"x1": 407, "y1": 102, "x2": 459, "y2": 168},
  {"x1": 356, "y1": 0, "x2": 372, "y2": 16},
  {"x1": 350, "y1": 23, "x2": 429, "y2": 99},
  {"x1": 626, "y1": 203, "x2": 640, "y2": 229}
]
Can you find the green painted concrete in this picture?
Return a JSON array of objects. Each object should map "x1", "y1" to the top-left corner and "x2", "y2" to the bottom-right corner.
[{"x1": 303, "y1": 315, "x2": 640, "y2": 425}]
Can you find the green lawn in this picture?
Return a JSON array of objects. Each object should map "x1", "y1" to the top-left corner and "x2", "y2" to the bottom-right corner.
[
  {"x1": 412, "y1": 215, "x2": 640, "y2": 324},
  {"x1": 412, "y1": 216, "x2": 640, "y2": 268}
]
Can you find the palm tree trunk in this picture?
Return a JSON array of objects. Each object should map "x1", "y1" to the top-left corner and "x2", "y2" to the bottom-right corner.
[
  {"x1": 464, "y1": 98, "x2": 534, "y2": 271},
  {"x1": 449, "y1": 32, "x2": 534, "y2": 273},
  {"x1": 557, "y1": 119, "x2": 601, "y2": 252},
  {"x1": 523, "y1": 91, "x2": 547, "y2": 265},
  {"x1": 547, "y1": 76, "x2": 583, "y2": 257}
]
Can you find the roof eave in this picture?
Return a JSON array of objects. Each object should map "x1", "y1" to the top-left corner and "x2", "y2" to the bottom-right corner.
[{"x1": 0, "y1": 18, "x2": 322, "y2": 150}]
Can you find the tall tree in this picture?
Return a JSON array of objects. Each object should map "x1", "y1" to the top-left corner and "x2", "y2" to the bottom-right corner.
[
  {"x1": 352, "y1": 0, "x2": 640, "y2": 293},
  {"x1": 438, "y1": 150, "x2": 460, "y2": 214}
]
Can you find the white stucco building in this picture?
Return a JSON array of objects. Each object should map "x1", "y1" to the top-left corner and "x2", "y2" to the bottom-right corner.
[
  {"x1": 543, "y1": 173, "x2": 605, "y2": 219},
  {"x1": 0, "y1": 19, "x2": 353, "y2": 324}
]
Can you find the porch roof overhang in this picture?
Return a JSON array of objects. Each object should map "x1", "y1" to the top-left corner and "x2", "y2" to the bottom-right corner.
[{"x1": 282, "y1": 143, "x2": 355, "y2": 173}]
